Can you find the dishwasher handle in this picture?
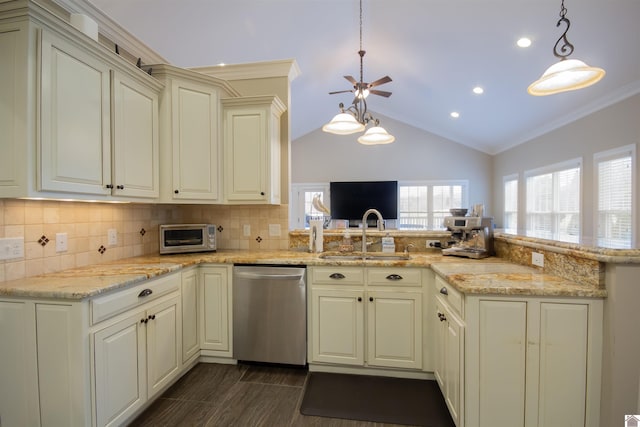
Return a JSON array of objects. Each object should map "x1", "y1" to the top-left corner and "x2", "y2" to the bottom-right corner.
[{"x1": 234, "y1": 271, "x2": 305, "y2": 281}]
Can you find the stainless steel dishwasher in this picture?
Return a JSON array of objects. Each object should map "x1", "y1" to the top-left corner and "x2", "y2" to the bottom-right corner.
[{"x1": 233, "y1": 265, "x2": 307, "y2": 365}]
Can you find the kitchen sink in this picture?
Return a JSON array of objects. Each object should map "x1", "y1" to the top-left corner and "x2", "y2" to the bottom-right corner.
[{"x1": 319, "y1": 252, "x2": 411, "y2": 261}]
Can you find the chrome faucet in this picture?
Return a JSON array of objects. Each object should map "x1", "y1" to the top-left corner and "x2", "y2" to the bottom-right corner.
[{"x1": 361, "y1": 208, "x2": 384, "y2": 258}]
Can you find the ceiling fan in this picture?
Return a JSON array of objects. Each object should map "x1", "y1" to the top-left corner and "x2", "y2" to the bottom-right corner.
[{"x1": 329, "y1": 50, "x2": 393, "y2": 105}]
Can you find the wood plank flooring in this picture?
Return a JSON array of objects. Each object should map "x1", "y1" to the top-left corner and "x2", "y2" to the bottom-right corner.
[{"x1": 129, "y1": 362, "x2": 421, "y2": 426}]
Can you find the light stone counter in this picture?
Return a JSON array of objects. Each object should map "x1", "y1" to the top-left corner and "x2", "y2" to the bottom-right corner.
[{"x1": 0, "y1": 249, "x2": 606, "y2": 300}]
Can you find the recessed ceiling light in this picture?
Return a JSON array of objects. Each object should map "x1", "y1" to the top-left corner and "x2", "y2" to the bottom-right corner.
[
  {"x1": 217, "y1": 62, "x2": 226, "y2": 66},
  {"x1": 517, "y1": 37, "x2": 532, "y2": 48},
  {"x1": 450, "y1": 112, "x2": 460, "y2": 118},
  {"x1": 473, "y1": 86, "x2": 484, "y2": 95}
]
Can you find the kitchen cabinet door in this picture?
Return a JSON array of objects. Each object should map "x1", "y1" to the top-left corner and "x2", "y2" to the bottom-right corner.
[
  {"x1": 40, "y1": 29, "x2": 111, "y2": 195},
  {"x1": 199, "y1": 265, "x2": 232, "y2": 355},
  {"x1": 222, "y1": 96, "x2": 285, "y2": 204},
  {"x1": 111, "y1": 70, "x2": 159, "y2": 198},
  {"x1": 367, "y1": 290, "x2": 422, "y2": 369},
  {"x1": 146, "y1": 295, "x2": 180, "y2": 398},
  {"x1": 93, "y1": 311, "x2": 146, "y2": 427},
  {"x1": 181, "y1": 268, "x2": 200, "y2": 364},
  {"x1": 310, "y1": 288, "x2": 365, "y2": 365}
]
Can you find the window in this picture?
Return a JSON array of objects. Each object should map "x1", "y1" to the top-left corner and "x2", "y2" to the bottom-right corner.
[
  {"x1": 503, "y1": 175, "x2": 518, "y2": 232},
  {"x1": 595, "y1": 145, "x2": 635, "y2": 248},
  {"x1": 399, "y1": 181, "x2": 468, "y2": 229},
  {"x1": 525, "y1": 159, "x2": 581, "y2": 243},
  {"x1": 289, "y1": 184, "x2": 329, "y2": 229}
]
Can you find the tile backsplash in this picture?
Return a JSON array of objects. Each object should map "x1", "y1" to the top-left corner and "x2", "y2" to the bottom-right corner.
[{"x1": 0, "y1": 199, "x2": 289, "y2": 282}]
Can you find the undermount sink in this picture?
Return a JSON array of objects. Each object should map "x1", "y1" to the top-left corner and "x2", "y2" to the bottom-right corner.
[{"x1": 319, "y1": 252, "x2": 411, "y2": 261}]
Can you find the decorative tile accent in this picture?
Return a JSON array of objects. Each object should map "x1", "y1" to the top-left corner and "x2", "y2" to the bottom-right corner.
[
  {"x1": 38, "y1": 235, "x2": 50, "y2": 246},
  {"x1": 256, "y1": 236, "x2": 262, "y2": 243},
  {"x1": 140, "y1": 228, "x2": 146, "y2": 236},
  {"x1": 98, "y1": 245, "x2": 106, "y2": 254},
  {"x1": 217, "y1": 225, "x2": 224, "y2": 233}
]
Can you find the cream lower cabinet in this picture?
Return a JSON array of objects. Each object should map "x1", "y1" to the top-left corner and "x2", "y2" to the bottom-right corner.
[
  {"x1": 308, "y1": 266, "x2": 422, "y2": 370},
  {"x1": 91, "y1": 273, "x2": 182, "y2": 427},
  {"x1": 181, "y1": 267, "x2": 200, "y2": 364},
  {"x1": 199, "y1": 265, "x2": 233, "y2": 356},
  {"x1": 0, "y1": 299, "x2": 90, "y2": 427},
  {"x1": 465, "y1": 295, "x2": 603, "y2": 427}
]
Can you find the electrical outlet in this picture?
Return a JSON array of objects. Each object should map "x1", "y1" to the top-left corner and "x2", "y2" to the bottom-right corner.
[
  {"x1": 532, "y1": 252, "x2": 544, "y2": 267},
  {"x1": 426, "y1": 240, "x2": 440, "y2": 248},
  {"x1": 108, "y1": 229, "x2": 117, "y2": 246},
  {"x1": 243, "y1": 224, "x2": 251, "y2": 237},
  {"x1": 56, "y1": 232, "x2": 68, "y2": 252}
]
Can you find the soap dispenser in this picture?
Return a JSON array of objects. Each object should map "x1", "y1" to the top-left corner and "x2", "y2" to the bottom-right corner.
[{"x1": 381, "y1": 233, "x2": 395, "y2": 253}]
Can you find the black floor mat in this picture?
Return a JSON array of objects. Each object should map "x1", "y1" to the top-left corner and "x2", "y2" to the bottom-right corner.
[{"x1": 300, "y1": 372, "x2": 456, "y2": 427}]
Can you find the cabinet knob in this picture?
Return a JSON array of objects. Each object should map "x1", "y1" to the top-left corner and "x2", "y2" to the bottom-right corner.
[
  {"x1": 329, "y1": 273, "x2": 346, "y2": 280},
  {"x1": 437, "y1": 312, "x2": 447, "y2": 322},
  {"x1": 369, "y1": 296, "x2": 374, "y2": 302},
  {"x1": 439, "y1": 287, "x2": 449, "y2": 295},
  {"x1": 386, "y1": 274, "x2": 403, "y2": 281},
  {"x1": 138, "y1": 288, "x2": 153, "y2": 298},
  {"x1": 148, "y1": 314, "x2": 156, "y2": 320},
  {"x1": 260, "y1": 191, "x2": 265, "y2": 196},
  {"x1": 174, "y1": 190, "x2": 179, "y2": 194},
  {"x1": 357, "y1": 297, "x2": 362, "y2": 302},
  {"x1": 140, "y1": 318, "x2": 148, "y2": 324},
  {"x1": 116, "y1": 185, "x2": 124, "y2": 190},
  {"x1": 105, "y1": 184, "x2": 113, "y2": 189}
]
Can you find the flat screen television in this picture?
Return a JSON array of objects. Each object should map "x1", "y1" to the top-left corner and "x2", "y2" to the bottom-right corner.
[{"x1": 330, "y1": 181, "x2": 398, "y2": 225}]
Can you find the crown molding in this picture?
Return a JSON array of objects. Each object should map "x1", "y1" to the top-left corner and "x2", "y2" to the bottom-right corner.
[
  {"x1": 191, "y1": 59, "x2": 301, "y2": 82},
  {"x1": 50, "y1": 0, "x2": 167, "y2": 64},
  {"x1": 150, "y1": 63, "x2": 241, "y2": 98}
]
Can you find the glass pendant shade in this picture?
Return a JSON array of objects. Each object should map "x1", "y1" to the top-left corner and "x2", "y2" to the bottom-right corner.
[
  {"x1": 528, "y1": 58, "x2": 605, "y2": 96},
  {"x1": 322, "y1": 112, "x2": 365, "y2": 135},
  {"x1": 357, "y1": 125, "x2": 395, "y2": 145}
]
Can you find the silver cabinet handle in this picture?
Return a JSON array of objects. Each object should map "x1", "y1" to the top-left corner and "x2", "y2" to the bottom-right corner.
[
  {"x1": 386, "y1": 274, "x2": 403, "y2": 281},
  {"x1": 439, "y1": 287, "x2": 448, "y2": 295},
  {"x1": 329, "y1": 273, "x2": 346, "y2": 280}
]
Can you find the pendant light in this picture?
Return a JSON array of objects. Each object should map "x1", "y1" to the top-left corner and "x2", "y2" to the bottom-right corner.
[
  {"x1": 323, "y1": 0, "x2": 395, "y2": 145},
  {"x1": 528, "y1": 0, "x2": 605, "y2": 96}
]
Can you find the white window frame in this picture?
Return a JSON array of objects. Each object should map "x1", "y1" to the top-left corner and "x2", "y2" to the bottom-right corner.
[
  {"x1": 593, "y1": 144, "x2": 636, "y2": 248},
  {"x1": 289, "y1": 183, "x2": 330, "y2": 229},
  {"x1": 503, "y1": 173, "x2": 519, "y2": 233},
  {"x1": 398, "y1": 180, "x2": 469, "y2": 230},
  {"x1": 524, "y1": 158, "x2": 582, "y2": 243}
]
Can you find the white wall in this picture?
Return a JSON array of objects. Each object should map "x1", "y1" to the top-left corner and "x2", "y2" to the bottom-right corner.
[
  {"x1": 291, "y1": 113, "x2": 493, "y2": 215},
  {"x1": 492, "y1": 93, "x2": 640, "y2": 234}
]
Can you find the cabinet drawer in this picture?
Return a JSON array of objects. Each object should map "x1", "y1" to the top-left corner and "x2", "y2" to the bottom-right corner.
[
  {"x1": 310, "y1": 267, "x2": 364, "y2": 285},
  {"x1": 434, "y1": 275, "x2": 463, "y2": 317},
  {"x1": 91, "y1": 273, "x2": 180, "y2": 325},
  {"x1": 367, "y1": 268, "x2": 422, "y2": 287}
]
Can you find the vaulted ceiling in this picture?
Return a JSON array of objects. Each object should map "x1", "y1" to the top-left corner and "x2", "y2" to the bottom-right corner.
[{"x1": 89, "y1": 0, "x2": 640, "y2": 154}]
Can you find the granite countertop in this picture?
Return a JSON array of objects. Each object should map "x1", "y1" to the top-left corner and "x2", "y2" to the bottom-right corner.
[
  {"x1": 0, "y1": 250, "x2": 605, "y2": 300},
  {"x1": 430, "y1": 262, "x2": 607, "y2": 298}
]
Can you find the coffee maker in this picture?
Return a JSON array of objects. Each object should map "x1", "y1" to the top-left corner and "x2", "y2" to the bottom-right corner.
[{"x1": 442, "y1": 215, "x2": 494, "y2": 259}]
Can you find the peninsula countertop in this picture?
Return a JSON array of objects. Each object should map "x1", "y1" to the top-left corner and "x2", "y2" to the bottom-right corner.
[{"x1": 0, "y1": 250, "x2": 606, "y2": 300}]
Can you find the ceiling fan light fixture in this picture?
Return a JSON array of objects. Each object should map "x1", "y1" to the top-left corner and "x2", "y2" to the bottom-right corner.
[
  {"x1": 357, "y1": 125, "x2": 395, "y2": 145},
  {"x1": 529, "y1": 0, "x2": 605, "y2": 96},
  {"x1": 322, "y1": 112, "x2": 366, "y2": 135}
]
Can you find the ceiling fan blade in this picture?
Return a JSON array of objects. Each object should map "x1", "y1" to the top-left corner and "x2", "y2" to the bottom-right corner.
[
  {"x1": 368, "y1": 76, "x2": 392, "y2": 88},
  {"x1": 344, "y1": 75, "x2": 358, "y2": 84},
  {"x1": 329, "y1": 89, "x2": 354, "y2": 95},
  {"x1": 369, "y1": 89, "x2": 392, "y2": 97}
]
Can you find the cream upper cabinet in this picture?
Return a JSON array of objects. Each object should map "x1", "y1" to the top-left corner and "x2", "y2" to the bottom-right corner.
[
  {"x1": 152, "y1": 65, "x2": 237, "y2": 203},
  {"x1": 222, "y1": 95, "x2": 286, "y2": 204},
  {"x1": 0, "y1": 7, "x2": 162, "y2": 201},
  {"x1": 308, "y1": 266, "x2": 423, "y2": 371}
]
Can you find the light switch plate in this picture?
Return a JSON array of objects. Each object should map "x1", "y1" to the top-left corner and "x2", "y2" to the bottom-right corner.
[
  {"x1": 108, "y1": 229, "x2": 117, "y2": 246},
  {"x1": 532, "y1": 252, "x2": 544, "y2": 267},
  {"x1": 243, "y1": 224, "x2": 251, "y2": 237},
  {"x1": 56, "y1": 232, "x2": 68, "y2": 252},
  {"x1": 0, "y1": 237, "x2": 24, "y2": 260}
]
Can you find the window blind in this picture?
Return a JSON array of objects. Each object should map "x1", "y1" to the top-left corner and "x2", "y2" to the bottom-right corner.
[{"x1": 597, "y1": 154, "x2": 633, "y2": 248}]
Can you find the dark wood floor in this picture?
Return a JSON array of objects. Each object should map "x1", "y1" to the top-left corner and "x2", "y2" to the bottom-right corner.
[{"x1": 129, "y1": 362, "x2": 421, "y2": 426}]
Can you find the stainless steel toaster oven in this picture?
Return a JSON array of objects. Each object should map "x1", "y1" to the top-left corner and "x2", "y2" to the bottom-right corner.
[{"x1": 159, "y1": 224, "x2": 217, "y2": 254}]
